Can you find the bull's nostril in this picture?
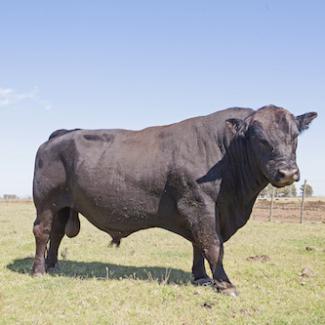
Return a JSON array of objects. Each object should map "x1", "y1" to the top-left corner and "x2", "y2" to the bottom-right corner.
[
  {"x1": 278, "y1": 169, "x2": 289, "y2": 179},
  {"x1": 278, "y1": 168, "x2": 299, "y2": 181}
]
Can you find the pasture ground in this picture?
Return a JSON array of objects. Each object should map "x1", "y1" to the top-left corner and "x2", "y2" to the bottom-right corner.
[{"x1": 0, "y1": 201, "x2": 324, "y2": 324}]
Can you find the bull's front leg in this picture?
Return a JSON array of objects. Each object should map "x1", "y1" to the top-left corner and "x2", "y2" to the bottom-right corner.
[
  {"x1": 191, "y1": 244, "x2": 213, "y2": 286},
  {"x1": 191, "y1": 217, "x2": 237, "y2": 296},
  {"x1": 203, "y1": 239, "x2": 238, "y2": 296},
  {"x1": 169, "y1": 169, "x2": 237, "y2": 295},
  {"x1": 180, "y1": 200, "x2": 237, "y2": 295}
]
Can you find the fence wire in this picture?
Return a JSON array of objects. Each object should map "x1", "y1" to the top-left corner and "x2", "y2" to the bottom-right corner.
[{"x1": 252, "y1": 197, "x2": 325, "y2": 224}]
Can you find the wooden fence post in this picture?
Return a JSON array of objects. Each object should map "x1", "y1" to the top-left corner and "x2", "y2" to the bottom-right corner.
[
  {"x1": 269, "y1": 187, "x2": 275, "y2": 222},
  {"x1": 300, "y1": 179, "x2": 307, "y2": 224}
]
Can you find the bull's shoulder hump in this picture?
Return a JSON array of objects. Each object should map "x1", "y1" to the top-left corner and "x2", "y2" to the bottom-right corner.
[
  {"x1": 136, "y1": 107, "x2": 255, "y2": 133},
  {"x1": 207, "y1": 107, "x2": 254, "y2": 120}
]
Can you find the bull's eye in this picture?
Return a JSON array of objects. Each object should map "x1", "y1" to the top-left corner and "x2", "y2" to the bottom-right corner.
[{"x1": 260, "y1": 138, "x2": 274, "y2": 151}]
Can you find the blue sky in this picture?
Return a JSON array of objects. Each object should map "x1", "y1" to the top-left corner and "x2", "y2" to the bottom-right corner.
[{"x1": 0, "y1": 1, "x2": 324, "y2": 196}]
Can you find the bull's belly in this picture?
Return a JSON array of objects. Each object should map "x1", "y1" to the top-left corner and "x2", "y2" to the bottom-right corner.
[{"x1": 70, "y1": 187, "x2": 162, "y2": 234}]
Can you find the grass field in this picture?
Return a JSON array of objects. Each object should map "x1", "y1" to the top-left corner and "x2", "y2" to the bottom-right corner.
[{"x1": 0, "y1": 201, "x2": 324, "y2": 324}]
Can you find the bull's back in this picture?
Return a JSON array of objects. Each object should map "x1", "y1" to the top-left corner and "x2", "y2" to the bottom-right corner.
[{"x1": 69, "y1": 115, "x2": 220, "y2": 193}]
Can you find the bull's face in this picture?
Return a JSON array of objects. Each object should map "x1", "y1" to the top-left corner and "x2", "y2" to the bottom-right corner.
[{"x1": 227, "y1": 106, "x2": 317, "y2": 188}]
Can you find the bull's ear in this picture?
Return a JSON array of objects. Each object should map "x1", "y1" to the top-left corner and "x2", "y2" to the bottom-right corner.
[
  {"x1": 296, "y1": 112, "x2": 318, "y2": 133},
  {"x1": 226, "y1": 118, "x2": 247, "y2": 136}
]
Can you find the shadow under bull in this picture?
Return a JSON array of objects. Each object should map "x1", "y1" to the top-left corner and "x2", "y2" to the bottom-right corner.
[{"x1": 7, "y1": 257, "x2": 191, "y2": 284}]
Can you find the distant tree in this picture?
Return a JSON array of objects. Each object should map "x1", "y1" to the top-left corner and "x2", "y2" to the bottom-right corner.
[
  {"x1": 300, "y1": 182, "x2": 314, "y2": 197},
  {"x1": 3, "y1": 194, "x2": 18, "y2": 200},
  {"x1": 306, "y1": 184, "x2": 314, "y2": 197}
]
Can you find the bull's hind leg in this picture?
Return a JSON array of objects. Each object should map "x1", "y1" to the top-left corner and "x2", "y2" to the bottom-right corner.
[
  {"x1": 46, "y1": 208, "x2": 69, "y2": 270},
  {"x1": 32, "y1": 209, "x2": 54, "y2": 276},
  {"x1": 46, "y1": 208, "x2": 80, "y2": 270}
]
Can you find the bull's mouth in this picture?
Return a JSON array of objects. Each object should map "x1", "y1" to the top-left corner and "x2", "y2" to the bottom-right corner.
[
  {"x1": 270, "y1": 179, "x2": 296, "y2": 188},
  {"x1": 268, "y1": 168, "x2": 300, "y2": 188}
]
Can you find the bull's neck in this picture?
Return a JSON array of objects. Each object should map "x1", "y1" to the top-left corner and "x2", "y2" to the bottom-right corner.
[{"x1": 222, "y1": 136, "x2": 268, "y2": 202}]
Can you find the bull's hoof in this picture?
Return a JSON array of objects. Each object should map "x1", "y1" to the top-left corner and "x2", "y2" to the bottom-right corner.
[
  {"x1": 46, "y1": 258, "x2": 58, "y2": 271},
  {"x1": 46, "y1": 263, "x2": 60, "y2": 273},
  {"x1": 192, "y1": 277, "x2": 214, "y2": 287},
  {"x1": 31, "y1": 268, "x2": 46, "y2": 277},
  {"x1": 32, "y1": 272, "x2": 45, "y2": 277},
  {"x1": 32, "y1": 262, "x2": 46, "y2": 277},
  {"x1": 213, "y1": 281, "x2": 239, "y2": 297}
]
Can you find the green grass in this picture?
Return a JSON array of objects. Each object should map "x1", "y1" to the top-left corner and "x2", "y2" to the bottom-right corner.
[{"x1": 0, "y1": 202, "x2": 324, "y2": 325}]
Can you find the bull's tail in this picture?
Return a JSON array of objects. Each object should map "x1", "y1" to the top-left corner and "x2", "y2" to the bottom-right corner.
[{"x1": 47, "y1": 129, "x2": 81, "y2": 238}]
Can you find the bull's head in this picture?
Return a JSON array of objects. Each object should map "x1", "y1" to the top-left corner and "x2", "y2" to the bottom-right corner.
[{"x1": 226, "y1": 105, "x2": 317, "y2": 188}]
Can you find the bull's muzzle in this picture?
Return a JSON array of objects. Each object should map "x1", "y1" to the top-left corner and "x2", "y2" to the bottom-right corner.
[{"x1": 275, "y1": 167, "x2": 300, "y2": 186}]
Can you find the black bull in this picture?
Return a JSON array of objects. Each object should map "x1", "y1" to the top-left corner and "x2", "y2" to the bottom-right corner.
[{"x1": 32, "y1": 105, "x2": 317, "y2": 295}]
